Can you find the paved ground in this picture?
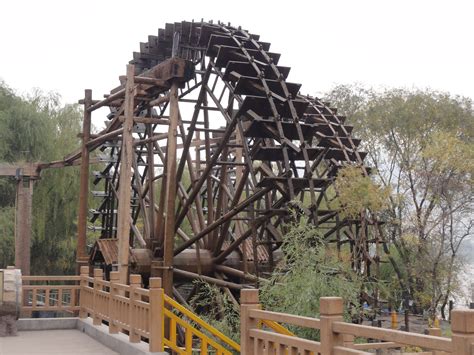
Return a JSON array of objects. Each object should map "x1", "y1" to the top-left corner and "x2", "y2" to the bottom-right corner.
[{"x1": 0, "y1": 329, "x2": 118, "y2": 355}]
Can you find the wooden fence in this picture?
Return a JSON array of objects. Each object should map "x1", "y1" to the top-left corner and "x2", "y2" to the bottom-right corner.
[
  {"x1": 22, "y1": 267, "x2": 239, "y2": 353},
  {"x1": 20, "y1": 270, "x2": 474, "y2": 354},
  {"x1": 240, "y1": 289, "x2": 474, "y2": 355},
  {"x1": 21, "y1": 275, "x2": 81, "y2": 313}
]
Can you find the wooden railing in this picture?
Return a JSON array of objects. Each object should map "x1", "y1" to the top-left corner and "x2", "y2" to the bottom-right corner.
[
  {"x1": 240, "y1": 289, "x2": 474, "y2": 355},
  {"x1": 79, "y1": 268, "x2": 163, "y2": 352},
  {"x1": 21, "y1": 270, "x2": 474, "y2": 355},
  {"x1": 21, "y1": 275, "x2": 81, "y2": 313},
  {"x1": 21, "y1": 267, "x2": 239, "y2": 354},
  {"x1": 78, "y1": 267, "x2": 239, "y2": 354}
]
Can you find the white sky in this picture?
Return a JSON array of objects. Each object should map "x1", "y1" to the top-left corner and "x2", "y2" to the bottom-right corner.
[{"x1": 1, "y1": 0, "x2": 473, "y2": 109}]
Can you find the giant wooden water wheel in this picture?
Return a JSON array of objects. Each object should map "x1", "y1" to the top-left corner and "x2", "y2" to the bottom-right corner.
[{"x1": 73, "y1": 20, "x2": 375, "y2": 300}]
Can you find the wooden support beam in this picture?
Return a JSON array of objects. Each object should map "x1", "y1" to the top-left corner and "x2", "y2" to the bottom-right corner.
[
  {"x1": 175, "y1": 114, "x2": 239, "y2": 231},
  {"x1": 0, "y1": 163, "x2": 40, "y2": 178},
  {"x1": 76, "y1": 89, "x2": 92, "y2": 270},
  {"x1": 174, "y1": 186, "x2": 271, "y2": 255},
  {"x1": 87, "y1": 88, "x2": 125, "y2": 112},
  {"x1": 133, "y1": 133, "x2": 168, "y2": 147},
  {"x1": 162, "y1": 81, "x2": 180, "y2": 296},
  {"x1": 86, "y1": 128, "x2": 124, "y2": 148},
  {"x1": 131, "y1": 155, "x2": 150, "y2": 240},
  {"x1": 15, "y1": 177, "x2": 33, "y2": 275},
  {"x1": 146, "y1": 123, "x2": 155, "y2": 247},
  {"x1": 117, "y1": 65, "x2": 136, "y2": 285},
  {"x1": 118, "y1": 116, "x2": 169, "y2": 125},
  {"x1": 173, "y1": 268, "x2": 250, "y2": 290},
  {"x1": 215, "y1": 265, "x2": 260, "y2": 283}
]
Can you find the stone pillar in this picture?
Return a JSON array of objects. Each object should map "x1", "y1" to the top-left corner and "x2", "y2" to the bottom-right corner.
[{"x1": 0, "y1": 268, "x2": 22, "y2": 337}]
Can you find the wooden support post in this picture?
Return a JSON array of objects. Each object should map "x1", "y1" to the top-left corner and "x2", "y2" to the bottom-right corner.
[
  {"x1": 109, "y1": 271, "x2": 119, "y2": 334},
  {"x1": 149, "y1": 277, "x2": 164, "y2": 352},
  {"x1": 92, "y1": 268, "x2": 103, "y2": 325},
  {"x1": 14, "y1": 177, "x2": 33, "y2": 275},
  {"x1": 162, "y1": 81, "x2": 179, "y2": 296},
  {"x1": 117, "y1": 65, "x2": 136, "y2": 285},
  {"x1": 79, "y1": 265, "x2": 90, "y2": 318},
  {"x1": 76, "y1": 89, "x2": 92, "y2": 271},
  {"x1": 320, "y1": 297, "x2": 344, "y2": 355},
  {"x1": 129, "y1": 274, "x2": 142, "y2": 342},
  {"x1": 240, "y1": 289, "x2": 261, "y2": 355},
  {"x1": 451, "y1": 309, "x2": 474, "y2": 355},
  {"x1": 146, "y1": 123, "x2": 155, "y2": 247}
]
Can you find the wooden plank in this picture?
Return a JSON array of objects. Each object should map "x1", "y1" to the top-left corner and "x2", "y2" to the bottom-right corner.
[
  {"x1": 22, "y1": 285, "x2": 80, "y2": 290},
  {"x1": 21, "y1": 275, "x2": 81, "y2": 281},
  {"x1": 352, "y1": 342, "x2": 398, "y2": 350},
  {"x1": 0, "y1": 164, "x2": 40, "y2": 178}
]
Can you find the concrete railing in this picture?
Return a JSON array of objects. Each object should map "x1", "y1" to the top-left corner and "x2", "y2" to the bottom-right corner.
[{"x1": 240, "y1": 289, "x2": 474, "y2": 355}]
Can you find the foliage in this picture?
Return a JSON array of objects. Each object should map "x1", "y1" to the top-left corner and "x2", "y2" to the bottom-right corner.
[
  {"x1": 0, "y1": 82, "x2": 82, "y2": 274},
  {"x1": 189, "y1": 280, "x2": 241, "y2": 344},
  {"x1": 325, "y1": 84, "x2": 474, "y2": 317},
  {"x1": 334, "y1": 165, "x2": 391, "y2": 219},
  {"x1": 260, "y1": 215, "x2": 362, "y2": 340},
  {"x1": 0, "y1": 207, "x2": 15, "y2": 267}
]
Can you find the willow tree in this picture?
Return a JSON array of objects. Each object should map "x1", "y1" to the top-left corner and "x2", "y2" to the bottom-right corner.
[
  {"x1": 0, "y1": 82, "x2": 83, "y2": 274},
  {"x1": 325, "y1": 85, "x2": 474, "y2": 317}
]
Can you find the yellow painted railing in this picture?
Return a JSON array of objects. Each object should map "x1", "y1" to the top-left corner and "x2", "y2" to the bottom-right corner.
[
  {"x1": 261, "y1": 319, "x2": 295, "y2": 336},
  {"x1": 164, "y1": 294, "x2": 240, "y2": 354}
]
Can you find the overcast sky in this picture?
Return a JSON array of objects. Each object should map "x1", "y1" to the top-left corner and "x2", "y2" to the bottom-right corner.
[{"x1": 1, "y1": 0, "x2": 473, "y2": 107}]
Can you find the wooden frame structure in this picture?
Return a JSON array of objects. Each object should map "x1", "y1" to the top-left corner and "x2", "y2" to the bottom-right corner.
[
  {"x1": 63, "y1": 20, "x2": 380, "y2": 298},
  {"x1": 0, "y1": 164, "x2": 40, "y2": 276}
]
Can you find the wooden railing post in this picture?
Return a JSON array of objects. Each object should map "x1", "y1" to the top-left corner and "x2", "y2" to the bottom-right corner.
[
  {"x1": 240, "y1": 289, "x2": 261, "y2": 355},
  {"x1": 129, "y1": 274, "x2": 142, "y2": 343},
  {"x1": 320, "y1": 297, "x2": 344, "y2": 355},
  {"x1": 450, "y1": 309, "x2": 474, "y2": 355},
  {"x1": 428, "y1": 328, "x2": 444, "y2": 355},
  {"x1": 109, "y1": 271, "x2": 119, "y2": 334},
  {"x1": 92, "y1": 268, "x2": 103, "y2": 325},
  {"x1": 149, "y1": 277, "x2": 164, "y2": 352},
  {"x1": 79, "y1": 266, "x2": 89, "y2": 318}
]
